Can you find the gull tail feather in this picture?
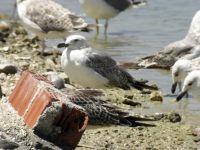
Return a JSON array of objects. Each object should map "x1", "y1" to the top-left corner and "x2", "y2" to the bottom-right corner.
[{"x1": 120, "y1": 116, "x2": 155, "y2": 127}]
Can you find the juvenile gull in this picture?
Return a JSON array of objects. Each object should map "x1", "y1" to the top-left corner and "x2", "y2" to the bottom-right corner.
[
  {"x1": 132, "y1": 10, "x2": 200, "y2": 69},
  {"x1": 16, "y1": 0, "x2": 93, "y2": 55},
  {"x1": 176, "y1": 70, "x2": 200, "y2": 102},
  {"x1": 58, "y1": 35, "x2": 156, "y2": 90},
  {"x1": 171, "y1": 58, "x2": 200, "y2": 94},
  {"x1": 63, "y1": 89, "x2": 154, "y2": 126},
  {"x1": 79, "y1": 0, "x2": 146, "y2": 34}
]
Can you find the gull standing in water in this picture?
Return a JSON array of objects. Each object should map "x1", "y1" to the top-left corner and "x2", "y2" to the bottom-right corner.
[
  {"x1": 177, "y1": 70, "x2": 200, "y2": 102},
  {"x1": 16, "y1": 0, "x2": 93, "y2": 55},
  {"x1": 58, "y1": 35, "x2": 156, "y2": 90},
  {"x1": 171, "y1": 57, "x2": 200, "y2": 94},
  {"x1": 79, "y1": 0, "x2": 146, "y2": 34}
]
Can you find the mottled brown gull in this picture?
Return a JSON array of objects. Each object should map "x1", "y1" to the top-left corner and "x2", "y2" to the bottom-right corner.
[{"x1": 16, "y1": 0, "x2": 93, "y2": 55}]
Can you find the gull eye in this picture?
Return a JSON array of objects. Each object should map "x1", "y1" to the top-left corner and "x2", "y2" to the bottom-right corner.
[
  {"x1": 188, "y1": 81, "x2": 193, "y2": 86},
  {"x1": 174, "y1": 72, "x2": 178, "y2": 77},
  {"x1": 74, "y1": 39, "x2": 79, "y2": 42}
]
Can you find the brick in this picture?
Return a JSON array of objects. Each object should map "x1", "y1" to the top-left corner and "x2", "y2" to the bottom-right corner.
[{"x1": 9, "y1": 71, "x2": 88, "y2": 148}]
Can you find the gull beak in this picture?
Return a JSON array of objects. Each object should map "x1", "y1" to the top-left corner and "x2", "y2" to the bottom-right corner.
[
  {"x1": 57, "y1": 43, "x2": 69, "y2": 48},
  {"x1": 171, "y1": 82, "x2": 177, "y2": 94},
  {"x1": 176, "y1": 91, "x2": 188, "y2": 101}
]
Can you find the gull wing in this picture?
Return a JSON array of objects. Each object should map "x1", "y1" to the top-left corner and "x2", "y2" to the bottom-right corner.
[{"x1": 26, "y1": 0, "x2": 87, "y2": 33}]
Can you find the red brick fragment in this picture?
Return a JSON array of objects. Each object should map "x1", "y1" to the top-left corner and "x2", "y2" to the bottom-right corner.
[{"x1": 9, "y1": 71, "x2": 88, "y2": 148}]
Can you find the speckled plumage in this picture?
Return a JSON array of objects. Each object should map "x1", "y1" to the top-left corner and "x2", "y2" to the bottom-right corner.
[
  {"x1": 62, "y1": 89, "x2": 153, "y2": 126},
  {"x1": 17, "y1": 0, "x2": 89, "y2": 39}
]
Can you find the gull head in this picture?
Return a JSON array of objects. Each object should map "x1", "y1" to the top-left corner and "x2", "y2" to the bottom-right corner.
[
  {"x1": 171, "y1": 59, "x2": 191, "y2": 94},
  {"x1": 57, "y1": 35, "x2": 89, "y2": 50},
  {"x1": 176, "y1": 70, "x2": 200, "y2": 101}
]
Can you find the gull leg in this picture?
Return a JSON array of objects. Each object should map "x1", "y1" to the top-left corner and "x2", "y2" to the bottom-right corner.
[
  {"x1": 11, "y1": 1, "x2": 17, "y2": 19},
  {"x1": 95, "y1": 19, "x2": 99, "y2": 35},
  {"x1": 104, "y1": 19, "x2": 109, "y2": 35},
  {"x1": 40, "y1": 39, "x2": 46, "y2": 56}
]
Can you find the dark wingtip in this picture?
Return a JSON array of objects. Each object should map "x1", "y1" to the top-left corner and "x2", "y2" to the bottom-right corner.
[{"x1": 120, "y1": 116, "x2": 156, "y2": 127}]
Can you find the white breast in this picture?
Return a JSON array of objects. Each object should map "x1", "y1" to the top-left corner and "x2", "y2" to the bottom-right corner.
[
  {"x1": 61, "y1": 48, "x2": 108, "y2": 88},
  {"x1": 79, "y1": 0, "x2": 119, "y2": 19}
]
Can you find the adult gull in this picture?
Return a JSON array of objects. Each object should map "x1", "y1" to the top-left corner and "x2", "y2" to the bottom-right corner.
[
  {"x1": 58, "y1": 35, "x2": 156, "y2": 90},
  {"x1": 176, "y1": 70, "x2": 200, "y2": 102},
  {"x1": 171, "y1": 57, "x2": 200, "y2": 94},
  {"x1": 79, "y1": 0, "x2": 146, "y2": 34}
]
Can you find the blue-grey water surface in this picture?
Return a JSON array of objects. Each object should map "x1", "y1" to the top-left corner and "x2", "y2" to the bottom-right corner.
[{"x1": 1, "y1": 0, "x2": 200, "y2": 124}]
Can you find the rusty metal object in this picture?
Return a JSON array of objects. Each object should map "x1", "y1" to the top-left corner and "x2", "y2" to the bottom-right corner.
[{"x1": 9, "y1": 71, "x2": 88, "y2": 148}]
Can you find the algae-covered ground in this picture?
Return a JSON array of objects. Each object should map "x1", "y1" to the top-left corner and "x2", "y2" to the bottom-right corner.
[{"x1": 0, "y1": 17, "x2": 200, "y2": 150}]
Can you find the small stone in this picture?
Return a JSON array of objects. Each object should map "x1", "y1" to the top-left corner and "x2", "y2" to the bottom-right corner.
[
  {"x1": 0, "y1": 63, "x2": 18, "y2": 74},
  {"x1": 0, "y1": 140, "x2": 19, "y2": 149},
  {"x1": 0, "y1": 47, "x2": 10, "y2": 52},
  {"x1": 193, "y1": 137, "x2": 200, "y2": 143},
  {"x1": 168, "y1": 112, "x2": 181, "y2": 123},
  {"x1": 0, "y1": 21, "x2": 10, "y2": 32},
  {"x1": 45, "y1": 72, "x2": 65, "y2": 89},
  {"x1": 150, "y1": 91, "x2": 163, "y2": 102},
  {"x1": 153, "y1": 113, "x2": 164, "y2": 121},
  {"x1": 122, "y1": 99, "x2": 142, "y2": 107},
  {"x1": 193, "y1": 128, "x2": 200, "y2": 136},
  {"x1": 124, "y1": 94, "x2": 133, "y2": 99}
]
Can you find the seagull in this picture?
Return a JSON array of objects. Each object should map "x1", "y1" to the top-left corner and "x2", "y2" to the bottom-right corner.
[
  {"x1": 177, "y1": 70, "x2": 200, "y2": 102},
  {"x1": 16, "y1": 0, "x2": 93, "y2": 55},
  {"x1": 58, "y1": 35, "x2": 156, "y2": 90},
  {"x1": 79, "y1": 0, "x2": 146, "y2": 34},
  {"x1": 135, "y1": 10, "x2": 200, "y2": 69},
  {"x1": 62, "y1": 88, "x2": 154, "y2": 126},
  {"x1": 171, "y1": 58, "x2": 200, "y2": 94}
]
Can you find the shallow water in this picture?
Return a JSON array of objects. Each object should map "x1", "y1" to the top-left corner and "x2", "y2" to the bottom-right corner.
[{"x1": 1, "y1": 0, "x2": 200, "y2": 124}]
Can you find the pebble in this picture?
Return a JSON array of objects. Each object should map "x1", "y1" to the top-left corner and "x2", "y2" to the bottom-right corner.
[
  {"x1": 0, "y1": 21, "x2": 10, "y2": 32},
  {"x1": 168, "y1": 112, "x2": 181, "y2": 123},
  {"x1": 45, "y1": 72, "x2": 65, "y2": 89},
  {"x1": 0, "y1": 46, "x2": 10, "y2": 52},
  {"x1": 0, "y1": 63, "x2": 18, "y2": 74},
  {"x1": 0, "y1": 140, "x2": 19, "y2": 149},
  {"x1": 153, "y1": 113, "x2": 165, "y2": 121},
  {"x1": 150, "y1": 91, "x2": 163, "y2": 102},
  {"x1": 122, "y1": 99, "x2": 142, "y2": 107},
  {"x1": 193, "y1": 128, "x2": 200, "y2": 136}
]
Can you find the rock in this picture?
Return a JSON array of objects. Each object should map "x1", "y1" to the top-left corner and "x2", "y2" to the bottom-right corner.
[
  {"x1": 193, "y1": 128, "x2": 200, "y2": 136},
  {"x1": 168, "y1": 112, "x2": 181, "y2": 123},
  {"x1": 0, "y1": 63, "x2": 18, "y2": 74},
  {"x1": 0, "y1": 46, "x2": 10, "y2": 52},
  {"x1": 0, "y1": 140, "x2": 19, "y2": 149},
  {"x1": 45, "y1": 72, "x2": 65, "y2": 89},
  {"x1": 153, "y1": 113, "x2": 165, "y2": 121},
  {"x1": 150, "y1": 91, "x2": 163, "y2": 102},
  {"x1": 0, "y1": 21, "x2": 10, "y2": 32},
  {"x1": 124, "y1": 94, "x2": 134, "y2": 99},
  {"x1": 122, "y1": 99, "x2": 142, "y2": 107}
]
